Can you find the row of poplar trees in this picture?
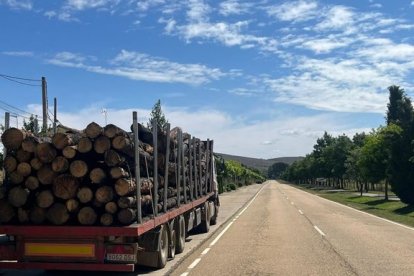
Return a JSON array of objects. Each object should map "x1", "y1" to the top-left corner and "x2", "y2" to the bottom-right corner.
[{"x1": 283, "y1": 85, "x2": 414, "y2": 205}]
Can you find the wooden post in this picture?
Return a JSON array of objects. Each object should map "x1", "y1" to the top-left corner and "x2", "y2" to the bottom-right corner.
[
  {"x1": 3, "y1": 112, "x2": 10, "y2": 183},
  {"x1": 163, "y1": 123, "x2": 170, "y2": 213},
  {"x1": 152, "y1": 120, "x2": 158, "y2": 216},
  {"x1": 41, "y1": 77, "x2": 47, "y2": 133},
  {"x1": 133, "y1": 112, "x2": 142, "y2": 224},
  {"x1": 53, "y1": 97, "x2": 57, "y2": 135}
]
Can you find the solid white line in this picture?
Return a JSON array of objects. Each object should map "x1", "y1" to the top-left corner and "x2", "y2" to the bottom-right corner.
[
  {"x1": 314, "y1": 225, "x2": 326, "y2": 236},
  {"x1": 188, "y1": 258, "x2": 201, "y2": 269},
  {"x1": 289, "y1": 184, "x2": 414, "y2": 232},
  {"x1": 201, "y1": 248, "x2": 210, "y2": 255},
  {"x1": 299, "y1": 210, "x2": 304, "y2": 215}
]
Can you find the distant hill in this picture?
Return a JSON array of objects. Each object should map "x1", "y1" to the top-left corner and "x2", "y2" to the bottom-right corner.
[{"x1": 217, "y1": 153, "x2": 303, "y2": 174}]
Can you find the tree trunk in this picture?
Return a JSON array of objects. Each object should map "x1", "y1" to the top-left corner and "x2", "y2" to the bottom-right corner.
[
  {"x1": 385, "y1": 179, "x2": 389, "y2": 201},
  {"x1": 51, "y1": 156, "x2": 69, "y2": 173},
  {"x1": 47, "y1": 203, "x2": 70, "y2": 225},
  {"x1": 62, "y1": 145, "x2": 77, "y2": 159},
  {"x1": 25, "y1": 176, "x2": 39, "y2": 190},
  {"x1": 78, "y1": 137, "x2": 93, "y2": 153},
  {"x1": 53, "y1": 174, "x2": 80, "y2": 200},
  {"x1": 104, "y1": 124, "x2": 124, "y2": 139},
  {"x1": 16, "y1": 149, "x2": 32, "y2": 163},
  {"x1": 105, "y1": 201, "x2": 118, "y2": 214},
  {"x1": 117, "y1": 196, "x2": 136, "y2": 209},
  {"x1": 110, "y1": 167, "x2": 129, "y2": 179},
  {"x1": 30, "y1": 158, "x2": 43, "y2": 171},
  {"x1": 100, "y1": 213, "x2": 113, "y2": 226},
  {"x1": 21, "y1": 136, "x2": 40, "y2": 153},
  {"x1": 117, "y1": 208, "x2": 137, "y2": 225},
  {"x1": 1, "y1": 127, "x2": 26, "y2": 150},
  {"x1": 94, "y1": 135, "x2": 111, "y2": 154},
  {"x1": 36, "y1": 190, "x2": 55, "y2": 208},
  {"x1": 3, "y1": 156, "x2": 17, "y2": 173},
  {"x1": 17, "y1": 162, "x2": 32, "y2": 177},
  {"x1": 85, "y1": 122, "x2": 103, "y2": 139},
  {"x1": 70, "y1": 160, "x2": 88, "y2": 178},
  {"x1": 89, "y1": 167, "x2": 107, "y2": 184},
  {"x1": 78, "y1": 206, "x2": 97, "y2": 225},
  {"x1": 36, "y1": 142, "x2": 57, "y2": 163},
  {"x1": 37, "y1": 165, "x2": 57, "y2": 185},
  {"x1": 8, "y1": 186, "x2": 29, "y2": 207},
  {"x1": 95, "y1": 186, "x2": 114, "y2": 204},
  {"x1": 77, "y1": 187, "x2": 94, "y2": 204}
]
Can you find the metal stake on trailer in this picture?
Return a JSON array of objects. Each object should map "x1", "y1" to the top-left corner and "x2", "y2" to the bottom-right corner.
[
  {"x1": 210, "y1": 140, "x2": 215, "y2": 193},
  {"x1": 193, "y1": 137, "x2": 198, "y2": 199},
  {"x1": 152, "y1": 120, "x2": 158, "y2": 217},
  {"x1": 181, "y1": 130, "x2": 187, "y2": 204},
  {"x1": 177, "y1": 129, "x2": 182, "y2": 207},
  {"x1": 205, "y1": 139, "x2": 210, "y2": 194},
  {"x1": 133, "y1": 112, "x2": 142, "y2": 224},
  {"x1": 189, "y1": 136, "x2": 194, "y2": 201},
  {"x1": 163, "y1": 123, "x2": 171, "y2": 213},
  {"x1": 198, "y1": 139, "x2": 202, "y2": 195}
]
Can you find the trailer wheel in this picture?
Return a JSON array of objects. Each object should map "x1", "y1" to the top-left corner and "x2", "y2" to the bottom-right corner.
[
  {"x1": 199, "y1": 202, "x2": 210, "y2": 233},
  {"x1": 175, "y1": 215, "x2": 186, "y2": 254},
  {"x1": 157, "y1": 225, "x2": 168, "y2": 268},
  {"x1": 168, "y1": 229, "x2": 176, "y2": 259},
  {"x1": 210, "y1": 205, "x2": 219, "y2": 225}
]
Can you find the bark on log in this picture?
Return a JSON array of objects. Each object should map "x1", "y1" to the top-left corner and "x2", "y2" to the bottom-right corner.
[
  {"x1": 78, "y1": 206, "x2": 97, "y2": 225},
  {"x1": 77, "y1": 187, "x2": 93, "y2": 204},
  {"x1": 47, "y1": 203, "x2": 69, "y2": 225},
  {"x1": 21, "y1": 136, "x2": 39, "y2": 153},
  {"x1": 18, "y1": 208, "x2": 29, "y2": 223},
  {"x1": 52, "y1": 132, "x2": 79, "y2": 150},
  {"x1": 117, "y1": 196, "x2": 136, "y2": 209},
  {"x1": 1, "y1": 128, "x2": 26, "y2": 150},
  {"x1": 70, "y1": 160, "x2": 88, "y2": 178},
  {"x1": 104, "y1": 149, "x2": 125, "y2": 167},
  {"x1": 112, "y1": 135, "x2": 133, "y2": 152},
  {"x1": 94, "y1": 135, "x2": 111, "y2": 154},
  {"x1": 78, "y1": 137, "x2": 93, "y2": 153},
  {"x1": 66, "y1": 199, "x2": 80, "y2": 213},
  {"x1": 115, "y1": 178, "x2": 135, "y2": 197},
  {"x1": 90, "y1": 167, "x2": 106, "y2": 184},
  {"x1": 0, "y1": 200, "x2": 16, "y2": 223},
  {"x1": 36, "y1": 142, "x2": 57, "y2": 164},
  {"x1": 30, "y1": 158, "x2": 43, "y2": 171},
  {"x1": 104, "y1": 124, "x2": 124, "y2": 139},
  {"x1": 16, "y1": 149, "x2": 32, "y2": 163},
  {"x1": 110, "y1": 167, "x2": 129, "y2": 179},
  {"x1": 17, "y1": 162, "x2": 31, "y2": 177},
  {"x1": 3, "y1": 156, "x2": 17, "y2": 173},
  {"x1": 95, "y1": 186, "x2": 114, "y2": 204},
  {"x1": 36, "y1": 190, "x2": 54, "y2": 208},
  {"x1": 100, "y1": 213, "x2": 113, "y2": 226},
  {"x1": 117, "y1": 208, "x2": 137, "y2": 225},
  {"x1": 62, "y1": 145, "x2": 77, "y2": 159},
  {"x1": 53, "y1": 174, "x2": 80, "y2": 200},
  {"x1": 105, "y1": 201, "x2": 118, "y2": 214},
  {"x1": 52, "y1": 156, "x2": 69, "y2": 173},
  {"x1": 37, "y1": 165, "x2": 57, "y2": 185},
  {"x1": 30, "y1": 206, "x2": 46, "y2": 224},
  {"x1": 85, "y1": 122, "x2": 102, "y2": 139},
  {"x1": 8, "y1": 186, "x2": 29, "y2": 207},
  {"x1": 25, "y1": 176, "x2": 39, "y2": 190},
  {"x1": 9, "y1": 171, "x2": 24, "y2": 185}
]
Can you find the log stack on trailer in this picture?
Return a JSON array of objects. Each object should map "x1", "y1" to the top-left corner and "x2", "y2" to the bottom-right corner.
[{"x1": 0, "y1": 119, "x2": 213, "y2": 227}]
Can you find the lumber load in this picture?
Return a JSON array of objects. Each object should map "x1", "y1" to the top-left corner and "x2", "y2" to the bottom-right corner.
[{"x1": 0, "y1": 120, "x2": 213, "y2": 226}]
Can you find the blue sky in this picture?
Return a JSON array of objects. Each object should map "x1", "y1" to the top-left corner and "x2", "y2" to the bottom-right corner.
[{"x1": 1, "y1": 0, "x2": 414, "y2": 158}]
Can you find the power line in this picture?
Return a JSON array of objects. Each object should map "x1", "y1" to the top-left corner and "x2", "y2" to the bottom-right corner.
[
  {"x1": 0, "y1": 99, "x2": 34, "y2": 116},
  {"x1": 0, "y1": 73, "x2": 41, "y2": 82},
  {"x1": 0, "y1": 75, "x2": 42, "y2": 87}
]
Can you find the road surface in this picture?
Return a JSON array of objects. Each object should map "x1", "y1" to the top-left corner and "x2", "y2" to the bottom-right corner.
[{"x1": 172, "y1": 180, "x2": 414, "y2": 276}]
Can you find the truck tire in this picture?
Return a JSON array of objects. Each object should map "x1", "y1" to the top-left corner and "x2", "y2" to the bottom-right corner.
[
  {"x1": 175, "y1": 215, "x2": 186, "y2": 254},
  {"x1": 199, "y1": 202, "x2": 210, "y2": 233},
  {"x1": 157, "y1": 225, "x2": 168, "y2": 268},
  {"x1": 168, "y1": 229, "x2": 176, "y2": 259},
  {"x1": 210, "y1": 205, "x2": 219, "y2": 225}
]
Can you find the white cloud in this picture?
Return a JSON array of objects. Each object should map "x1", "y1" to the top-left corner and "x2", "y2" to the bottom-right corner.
[
  {"x1": 301, "y1": 37, "x2": 352, "y2": 53},
  {"x1": 187, "y1": 0, "x2": 211, "y2": 22},
  {"x1": 65, "y1": 0, "x2": 113, "y2": 10},
  {"x1": 2, "y1": 51, "x2": 33, "y2": 57},
  {"x1": 412, "y1": 1, "x2": 414, "y2": 6},
  {"x1": 219, "y1": 0, "x2": 253, "y2": 16},
  {"x1": 135, "y1": 0, "x2": 165, "y2": 12},
  {"x1": 267, "y1": 0, "x2": 318, "y2": 22},
  {"x1": 47, "y1": 50, "x2": 226, "y2": 85},
  {"x1": 0, "y1": 0, "x2": 32, "y2": 10},
  {"x1": 315, "y1": 6, "x2": 355, "y2": 32}
]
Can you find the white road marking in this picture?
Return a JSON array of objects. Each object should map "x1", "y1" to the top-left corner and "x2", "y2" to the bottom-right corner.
[
  {"x1": 180, "y1": 273, "x2": 189, "y2": 276},
  {"x1": 210, "y1": 221, "x2": 234, "y2": 246},
  {"x1": 201, "y1": 248, "x2": 210, "y2": 255},
  {"x1": 299, "y1": 210, "x2": 304, "y2": 215},
  {"x1": 314, "y1": 225, "x2": 326, "y2": 236},
  {"x1": 188, "y1": 258, "x2": 201, "y2": 269},
  {"x1": 291, "y1": 202, "x2": 294, "y2": 205}
]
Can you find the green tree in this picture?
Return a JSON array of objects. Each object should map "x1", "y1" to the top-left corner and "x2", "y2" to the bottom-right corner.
[
  {"x1": 386, "y1": 85, "x2": 414, "y2": 204},
  {"x1": 23, "y1": 115, "x2": 37, "y2": 133},
  {"x1": 147, "y1": 99, "x2": 168, "y2": 131},
  {"x1": 267, "y1": 162, "x2": 289, "y2": 179}
]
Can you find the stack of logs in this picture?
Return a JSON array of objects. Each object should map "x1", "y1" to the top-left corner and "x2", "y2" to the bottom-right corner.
[{"x1": 0, "y1": 121, "x2": 212, "y2": 226}]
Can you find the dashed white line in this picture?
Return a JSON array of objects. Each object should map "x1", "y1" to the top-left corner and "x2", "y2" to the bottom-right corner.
[
  {"x1": 210, "y1": 221, "x2": 234, "y2": 246},
  {"x1": 314, "y1": 225, "x2": 326, "y2": 236},
  {"x1": 180, "y1": 273, "x2": 189, "y2": 276},
  {"x1": 299, "y1": 210, "x2": 304, "y2": 215},
  {"x1": 188, "y1": 258, "x2": 201, "y2": 269},
  {"x1": 291, "y1": 202, "x2": 294, "y2": 205},
  {"x1": 201, "y1": 248, "x2": 210, "y2": 255}
]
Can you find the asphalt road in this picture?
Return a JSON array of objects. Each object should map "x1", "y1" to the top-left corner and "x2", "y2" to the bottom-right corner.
[{"x1": 171, "y1": 181, "x2": 414, "y2": 276}]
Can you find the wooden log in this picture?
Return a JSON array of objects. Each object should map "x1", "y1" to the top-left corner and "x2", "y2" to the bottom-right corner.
[
  {"x1": 47, "y1": 203, "x2": 69, "y2": 225},
  {"x1": 105, "y1": 201, "x2": 118, "y2": 214},
  {"x1": 17, "y1": 162, "x2": 31, "y2": 177},
  {"x1": 9, "y1": 171, "x2": 24, "y2": 185},
  {"x1": 90, "y1": 167, "x2": 106, "y2": 184},
  {"x1": 53, "y1": 174, "x2": 80, "y2": 200},
  {"x1": 52, "y1": 156, "x2": 69, "y2": 173},
  {"x1": 94, "y1": 135, "x2": 111, "y2": 154},
  {"x1": 3, "y1": 156, "x2": 17, "y2": 173},
  {"x1": 104, "y1": 124, "x2": 124, "y2": 138},
  {"x1": 77, "y1": 187, "x2": 93, "y2": 204},
  {"x1": 0, "y1": 200, "x2": 16, "y2": 223},
  {"x1": 117, "y1": 196, "x2": 136, "y2": 209},
  {"x1": 78, "y1": 206, "x2": 97, "y2": 225},
  {"x1": 95, "y1": 186, "x2": 114, "y2": 204},
  {"x1": 30, "y1": 158, "x2": 43, "y2": 171},
  {"x1": 100, "y1": 213, "x2": 113, "y2": 226},
  {"x1": 18, "y1": 208, "x2": 30, "y2": 223},
  {"x1": 21, "y1": 136, "x2": 38, "y2": 153},
  {"x1": 62, "y1": 145, "x2": 77, "y2": 159},
  {"x1": 16, "y1": 149, "x2": 32, "y2": 163},
  {"x1": 115, "y1": 178, "x2": 135, "y2": 197},
  {"x1": 8, "y1": 186, "x2": 29, "y2": 207},
  {"x1": 78, "y1": 137, "x2": 93, "y2": 153},
  {"x1": 36, "y1": 142, "x2": 57, "y2": 163},
  {"x1": 92, "y1": 199, "x2": 104, "y2": 209},
  {"x1": 52, "y1": 132, "x2": 79, "y2": 150},
  {"x1": 1, "y1": 127, "x2": 26, "y2": 150},
  {"x1": 85, "y1": 122, "x2": 102, "y2": 139},
  {"x1": 37, "y1": 165, "x2": 57, "y2": 185},
  {"x1": 70, "y1": 160, "x2": 88, "y2": 178},
  {"x1": 66, "y1": 199, "x2": 80, "y2": 213},
  {"x1": 25, "y1": 176, "x2": 39, "y2": 190},
  {"x1": 0, "y1": 188, "x2": 4, "y2": 200},
  {"x1": 36, "y1": 190, "x2": 54, "y2": 208},
  {"x1": 104, "y1": 149, "x2": 125, "y2": 167},
  {"x1": 30, "y1": 206, "x2": 46, "y2": 224},
  {"x1": 117, "y1": 208, "x2": 137, "y2": 225},
  {"x1": 112, "y1": 135, "x2": 133, "y2": 152},
  {"x1": 110, "y1": 167, "x2": 129, "y2": 179}
]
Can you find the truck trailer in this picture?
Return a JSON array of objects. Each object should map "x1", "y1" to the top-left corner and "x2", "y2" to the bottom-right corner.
[{"x1": 0, "y1": 111, "x2": 219, "y2": 272}]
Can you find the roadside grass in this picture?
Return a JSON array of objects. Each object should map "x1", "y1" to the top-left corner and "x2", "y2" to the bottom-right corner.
[{"x1": 286, "y1": 183, "x2": 414, "y2": 228}]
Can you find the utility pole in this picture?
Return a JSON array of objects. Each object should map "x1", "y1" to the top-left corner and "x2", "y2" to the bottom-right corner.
[
  {"x1": 3, "y1": 112, "x2": 10, "y2": 182},
  {"x1": 41, "y1": 76, "x2": 47, "y2": 133},
  {"x1": 53, "y1": 97, "x2": 57, "y2": 134}
]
